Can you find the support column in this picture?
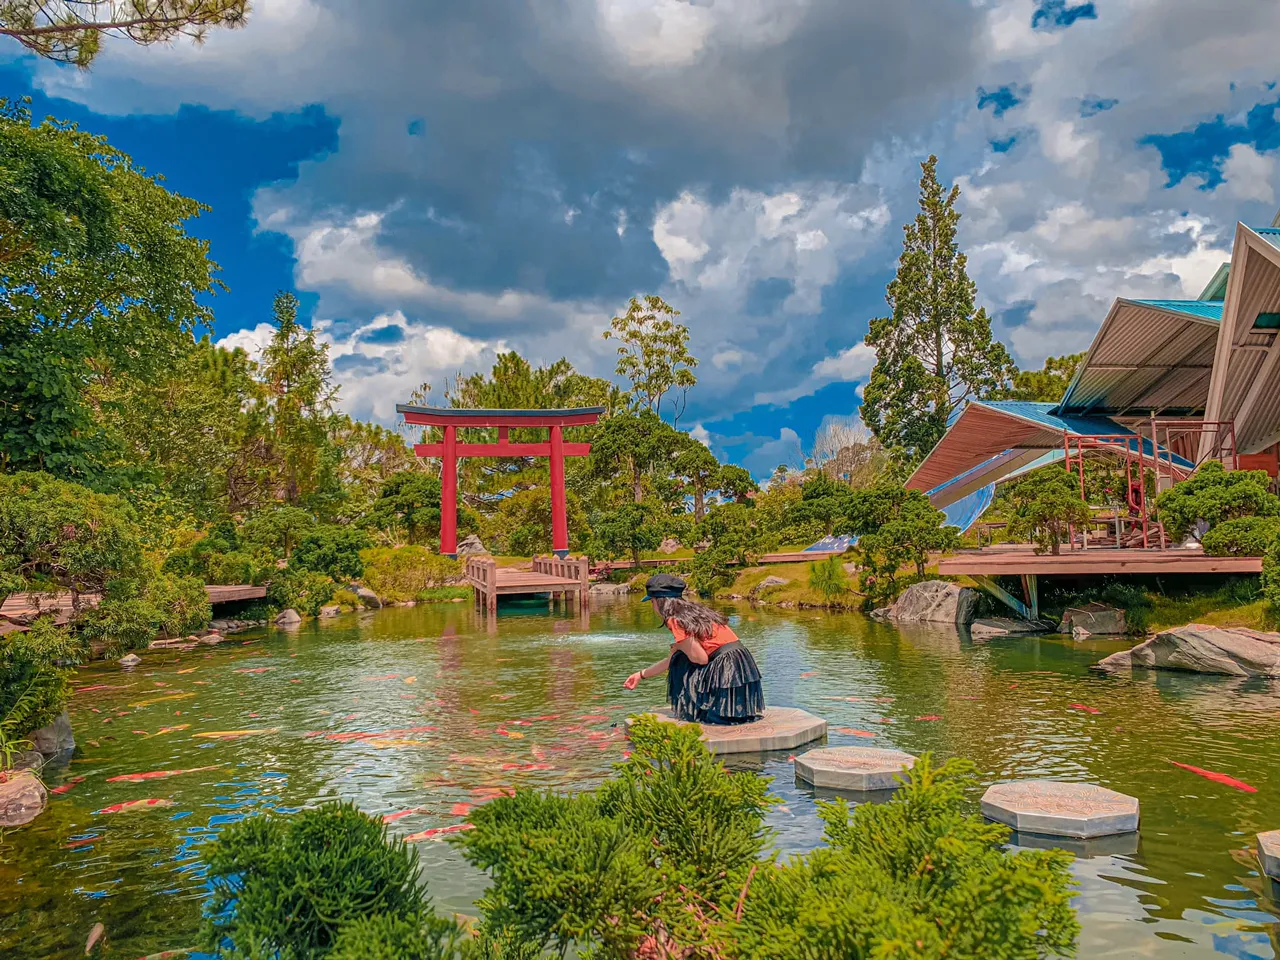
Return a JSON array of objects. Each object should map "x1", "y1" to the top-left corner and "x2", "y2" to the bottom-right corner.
[
  {"x1": 550, "y1": 425, "x2": 568, "y2": 558},
  {"x1": 441, "y1": 425, "x2": 458, "y2": 557}
]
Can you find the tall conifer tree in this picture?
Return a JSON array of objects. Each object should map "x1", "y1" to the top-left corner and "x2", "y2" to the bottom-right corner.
[{"x1": 862, "y1": 156, "x2": 1014, "y2": 471}]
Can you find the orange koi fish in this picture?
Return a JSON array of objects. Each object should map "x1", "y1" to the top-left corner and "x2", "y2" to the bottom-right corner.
[
  {"x1": 107, "y1": 765, "x2": 217, "y2": 783},
  {"x1": 1168, "y1": 760, "x2": 1257, "y2": 793},
  {"x1": 382, "y1": 808, "x2": 425, "y2": 823},
  {"x1": 234, "y1": 667, "x2": 274, "y2": 675},
  {"x1": 1068, "y1": 704, "x2": 1101, "y2": 715},
  {"x1": 49, "y1": 777, "x2": 86, "y2": 795},
  {"x1": 194, "y1": 728, "x2": 279, "y2": 740},
  {"x1": 128, "y1": 693, "x2": 196, "y2": 708},
  {"x1": 836, "y1": 728, "x2": 877, "y2": 738},
  {"x1": 93, "y1": 798, "x2": 174, "y2": 815},
  {"x1": 915, "y1": 715, "x2": 942, "y2": 722},
  {"x1": 404, "y1": 823, "x2": 474, "y2": 843}
]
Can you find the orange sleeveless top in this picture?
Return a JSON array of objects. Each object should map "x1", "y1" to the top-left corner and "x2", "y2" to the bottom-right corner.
[{"x1": 667, "y1": 619, "x2": 738, "y2": 657}]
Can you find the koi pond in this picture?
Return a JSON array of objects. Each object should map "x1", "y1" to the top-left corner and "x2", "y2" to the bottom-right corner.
[{"x1": 2, "y1": 599, "x2": 1278, "y2": 958}]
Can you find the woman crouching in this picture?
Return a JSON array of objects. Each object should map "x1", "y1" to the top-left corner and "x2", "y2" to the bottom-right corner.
[{"x1": 623, "y1": 574, "x2": 764, "y2": 725}]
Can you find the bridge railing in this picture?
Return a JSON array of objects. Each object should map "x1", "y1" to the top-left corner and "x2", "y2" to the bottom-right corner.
[
  {"x1": 465, "y1": 555, "x2": 499, "y2": 609},
  {"x1": 533, "y1": 555, "x2": 591, "y2": 599}
]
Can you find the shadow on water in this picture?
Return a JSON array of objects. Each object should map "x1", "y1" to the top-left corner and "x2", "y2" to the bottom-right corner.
[{"x1": 1, "y1": 598, "x2": 1278, "y2": 958}]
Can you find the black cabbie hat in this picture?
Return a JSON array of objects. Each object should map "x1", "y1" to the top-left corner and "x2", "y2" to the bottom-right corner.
[{"x1": 642, "y1": 574, "x2": 686, "y2": 601}]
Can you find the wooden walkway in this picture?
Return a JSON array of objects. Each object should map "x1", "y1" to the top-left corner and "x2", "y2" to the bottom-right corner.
[
  {"x1": 601, "y1": 550, "x2": 843, "y2": 572},
  {"x1": 465, "y1": 555, "x2": 590, "y2": 611},
  {"x1": 937, "y1": 545, "x2": 1262, "y2": 577},
  {"x1": 0, "y1": 584, "x2": 267, "y2": 636}
]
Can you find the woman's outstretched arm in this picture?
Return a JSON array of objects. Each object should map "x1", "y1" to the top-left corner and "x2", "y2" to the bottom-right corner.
[{"x1": 623, "y1": 655, "x2": 671, "y2": 690}]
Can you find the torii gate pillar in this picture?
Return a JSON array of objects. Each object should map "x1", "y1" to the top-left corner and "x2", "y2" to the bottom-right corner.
[{"x1": 396, "y1": 405, "x2": 605, "y2": 558}]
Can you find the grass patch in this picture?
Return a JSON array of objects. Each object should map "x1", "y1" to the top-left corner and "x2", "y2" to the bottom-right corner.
[
  {"x1": 725, "y1": 563, "x2": 860, "y2": 608},
  {"x1": 414, "y1": 586, "x2": 473, "y2": 603}
]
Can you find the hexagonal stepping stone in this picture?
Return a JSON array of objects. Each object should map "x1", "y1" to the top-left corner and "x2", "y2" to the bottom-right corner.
[
  {"x1": 981, "y1": 780, "x2": 1139, "y2": 839},
  {"x1": 627, "y1": 706, "x2": 826, "y2": 755},
  {"x1": 794, "y1": 746, "x2": 916, "y2": 792},
  {"x1": 1260, "y1": 830, "x2": 1280, "y2": 881}
]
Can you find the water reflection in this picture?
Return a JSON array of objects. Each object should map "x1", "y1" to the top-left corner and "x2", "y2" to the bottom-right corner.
[{"x1": 0, "y1": 600, "x2": 1276, "y2": 958}]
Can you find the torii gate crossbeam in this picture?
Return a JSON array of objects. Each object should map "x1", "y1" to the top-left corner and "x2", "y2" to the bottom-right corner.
[{"x1": 396, "y1": 405, "x2": 605, "y2": 558}]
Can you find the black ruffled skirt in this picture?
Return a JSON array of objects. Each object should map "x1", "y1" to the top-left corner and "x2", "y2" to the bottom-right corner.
[{"x1": 667, "y1": 641, "x2": 764, "y2": 725}]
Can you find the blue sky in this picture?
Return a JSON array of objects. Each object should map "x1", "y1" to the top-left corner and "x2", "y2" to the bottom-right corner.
[{"x1": 6, "y1": 0, "x2": 1280, "y2": 479}]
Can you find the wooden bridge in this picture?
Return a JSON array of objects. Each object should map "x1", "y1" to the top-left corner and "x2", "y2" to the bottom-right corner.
[
  {"x1": 465, "y1": 555, "x2": 591, "y2": 611},
  {"x1": 0, "y1": 584, "x2": 268, "y2": 636}
]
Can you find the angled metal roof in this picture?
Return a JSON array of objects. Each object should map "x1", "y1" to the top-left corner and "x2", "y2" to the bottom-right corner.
[
  {"x1": 1253, "y1": 226, "x2": 1280, "y2": 252},
  {"x1": 1057, "y1": 298, "x2": 1219, "y2": 417},
  {"x1": 910, "y1": 401, "x2": 1192, "y2": 507}
]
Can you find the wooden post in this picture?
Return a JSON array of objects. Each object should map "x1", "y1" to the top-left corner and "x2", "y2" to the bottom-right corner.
[
  {"x1": 441, "y1": 425, "x2": 458, "y2": 557},
  {"x1": 549, "y1": 425, "x2": 568, "y2": 558},
  {"x1": 579, "y1": 554, "x2": 590, "y2": 608}
]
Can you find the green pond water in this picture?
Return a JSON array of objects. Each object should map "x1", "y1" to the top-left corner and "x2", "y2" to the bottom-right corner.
[{"x1": 2, "y1": 599, "x2": 1279, "y2": 959}]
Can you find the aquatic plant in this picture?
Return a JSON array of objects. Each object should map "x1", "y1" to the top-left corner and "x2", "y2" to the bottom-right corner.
[{"x1": 456, "y1": 715, "x2": 1079, "y2": 959}]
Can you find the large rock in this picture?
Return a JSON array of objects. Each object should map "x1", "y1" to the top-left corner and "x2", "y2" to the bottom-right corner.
[
  {"x1": 1094, "y1": 623, "x2": 1280, "y2": 678},
  {"x1": 118, "y1": 653, "x2": 141, "y2": 667},
  {"x1": 28, "y1": 710, "x2": 74, "y2": 756},
  {"x1": 274, "y1": 608, "x2": 303, "y2": 627},
  {"x1": 318, "y1": 604, "x2": 342, "y2": 618},
  {"x1": 456, "y1": 534, "x2": 487, "y2": 557},
  {"x1": 970, "y1": 618, "x2": 1049, "y2": 639},
  {"x1": 750, "y1": 575, "x2": 790, "y2": 597},
  {"x1": 0, "y1": 770, "x2": 47, "y2": 828},
  {"x1": 354, "y1": 585, "x2": 382, "y2": 609},
  {"x1": 590, "y1": 582, "x2": 631, "y2": 595},
  {"x1": 871, "y1": 580, "x2": 979, "y2": 625},
  {"x1": 657, "y1": 538, "x2": 682, "y2": 555},
  {"x1": 1061, "y1": 602, "x2": 1125, "y2": 637}
]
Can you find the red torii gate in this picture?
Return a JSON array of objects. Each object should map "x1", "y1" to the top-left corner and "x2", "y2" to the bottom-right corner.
[{"x1": 396, "y1": 405, "x2": 605, "y2": 558}]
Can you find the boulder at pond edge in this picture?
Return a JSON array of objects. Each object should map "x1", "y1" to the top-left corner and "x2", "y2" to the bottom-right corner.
[
  {"x1": 456, "y1": 534, "x2": 487, "y2": 557},
  {"x1": 0, "y1": 770, "x2": 47, "y2": 828},
  {"x1": 274, "y1": 608, "x2": 302, "y2": 627},
  {"x1": 28, "y1": 710, "x2": 74, "y2": 756},
  {"x1": 872, "y1": 580, "x2": 979, "y2": 625},
  {"x1": 1061, "y1": 602, "x2": 1125, "y2": 637},
  {"x1": 1094, "y1": 623, "x2": 1280, "y2": 678}
]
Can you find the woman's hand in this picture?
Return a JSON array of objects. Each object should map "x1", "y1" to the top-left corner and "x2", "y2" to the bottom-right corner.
[{"x1": 623, "y1": 671, "x2": 643, "y2": 690}]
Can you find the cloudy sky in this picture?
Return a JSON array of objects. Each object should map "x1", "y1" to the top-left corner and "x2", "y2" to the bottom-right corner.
[{"x1": 5, "y1": 0, "x2": 1280, "y2": 477}]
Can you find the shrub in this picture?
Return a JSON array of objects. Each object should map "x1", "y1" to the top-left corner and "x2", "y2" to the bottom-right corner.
[
  {"x1": 456, "y1": 715, "x2": 1078, "y2": 960},
  {"x1": 1006, "y1": 468, "x2": 1091, "y2": 555},
  {"x1": 1263, "y1": 539, "x2": 1280, "y2": 609},
  {"x1": 1200, "y1": 515, "x2": 1280, "y2": 557},
  {"x1": 292, "y1": 525, "x2": 372, "y2": 581},
  {"x1": 856, "y1": 490, "x2": 959, "y2": 605},
  {"x1": 360, "y1": 547, "x2": 462, "y2": 603},
  {"x1": 589, "y1": 502, "x2": 663, "y2": 566},
  {"x1": 328, "y1": 913, "x2": 463, "y2": 960},
  {"x1": 689, "y1": 546, "x2": 737, "y2": 598},
  {"x1": 268, "y1": 569, "x2": 336, "y2": 617},
  {"x1": 202, "y1": 801, "x2": 450, "y2": 960},
  {"x1": 808, "y1": 555, "x2": 849, "y2": 601},
  {"x1": 203, "y1": 550, "x2": 267, "y2": 586},
  {"x1": 1, "y1": 618, "x2": 81, "y2": 754},
  {"x1": 1155, "y1": 460, "x2": 1280, "y2": 541}
]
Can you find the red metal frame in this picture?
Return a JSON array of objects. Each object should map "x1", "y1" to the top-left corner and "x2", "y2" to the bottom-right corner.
[{"x1": 398, "y1": 406, "x2": 604, "y2": 558}]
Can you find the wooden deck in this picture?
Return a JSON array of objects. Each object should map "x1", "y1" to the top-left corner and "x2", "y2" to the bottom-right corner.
[
  {"x1": 0, "y1": 584, "x2": 268, "y2": 635},
  {"x1": 465, "y1": 555, "x2": 590, "y2": 611},
  {"x1": 937, "y1": 545, "x2": 1262, "y2": 576},
  {"x1": 600, "y1": 550, "x2": 843, "y2": 572}
]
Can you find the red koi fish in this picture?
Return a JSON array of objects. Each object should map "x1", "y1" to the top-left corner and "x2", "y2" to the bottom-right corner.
[
  {"x1": 404, "y1": 823, "x2": 474, "y2": 843},
  {"x1": 836, "y1": 728, "x2": 877, "y2": 738},
  {"x1": 74, "y1": 684, "x2": 129, "y2": 693},
  {"x1": 1168, "y1": 760, "x2": 1257, "y2": 793},
  {"x1": 915, "y1": 715, "x2": 942, "y2": 722},
  {"x1": 107, "y1": 765, "x2": 217, "y2": 783},
  {"x1": 364, "y1": 674, "x2": 400, "y2": 681},
  {"x1": 64, "y1": 834, "x2": 98, "y2": 848},
  {"x1": 382, "y1": 808, "x2": 424, "y2": 823},
  {"x1": 49, "y1": 777, "x2": 86, "y2": 795},
  {"x1": 1068, "y1": 704, "x2": 1101, "y2": 715},
  {"x1": 93, "y1": 798, "x2": 174, "y2": 815},
  {"x1": 450, "y1": 802, "x2": 472, "y2": 816},
  {"x1": 234, "y1": 667, "x2": 274, "y2": 675},
  {"x1": 799, "y1": 671, "x2": 818, "y2": 678}
]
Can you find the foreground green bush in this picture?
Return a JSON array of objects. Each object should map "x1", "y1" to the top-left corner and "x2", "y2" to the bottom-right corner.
[
  {"x1": 360, "y1": 547, "x2": 462, "y2": 603},
  {"x1": 1201, "y1": 515, "x2": 1280, "y2": 557},
  {"x1": 457, "y1": 715, "x2": 1079, "y2": 959},
  {"x1": 1, "y1": 618, "x2": 81, "y2": 757},
  {"x1": 1156, "y1": 460, "x2": 1280, "y2": 541}
]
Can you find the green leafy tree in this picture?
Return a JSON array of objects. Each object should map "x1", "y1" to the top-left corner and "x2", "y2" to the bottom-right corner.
[
  {"x1": 590, "y1": 502, "x2": 663, "y2": 566},
  {"x1": 1, "y1": 0, "x2": 248, "y2": 67},
  {"x1": 588, "y1": 410, "x2": 685, "y2": 504},
  {"x1": 673, "y1": 435, "x2": 721, "y2": 520},
  {"x1": 260, "y1": 291, "x2": 336, "y2": 506},
  {"x1": 862, "y1": 155, "x2": 1015, "y2": 470},
  {"x1": 1155, "y1": 460, "x2": 1280, "y2": 541},
  {"x1": 358, "y1": 547, "x2": 462, "y2": 603},
  {"x1": 267, "y1": 568, "x2": 336, "y2": 618},
  {"x1": 1201, "y1": 515, "x2": 1280, "y2": 557},
  {"x1": 993, "y1": 353, "x2": 1085, "y2": 403},
  {"x1": 291, "y1": 525, "x2": 372, "y2": 582},
  {"x1": 364, "y1": 472, "x2": 442, "y2": 545},
  {"x1": 1006, "y1": 468, "x2": 1092, "y2": 556},
  {"x1": 0, "y1": 102, "x2": 221, "y2": 478},
  {"x1": 855, "y1": 489, "x2": 959, "y2": 603},
  {"x1": 716, "y1": 464, "x2": 757, "y2": 504},
  {"x1": 484, "y1": 487, "x2": 586, "y2": 557},
  {"x1": 603, "y1": 295, "x2": 698, "y2": 422},
  {"x1": 240, "y1": 506, "x2": 317, "y2": 559}
]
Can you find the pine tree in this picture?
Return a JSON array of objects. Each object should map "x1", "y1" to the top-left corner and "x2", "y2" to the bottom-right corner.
[{"x1": 862, "y1": 156, "x2": 1015, "y2": 471}]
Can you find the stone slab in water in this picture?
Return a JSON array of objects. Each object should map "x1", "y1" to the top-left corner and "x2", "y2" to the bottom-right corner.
[
  {"x1": 871, "y1": 580, "x2": 978, "y2": 624},
  {"x1": 794, "y1": 746, "x2": 915, "y2": 791},
  {"x1": 970, "y1": 617, "x2": 1049, "y2": 639},
  {"x1": 1060, "y1": 602, "x2": 1125, "y2": 637},
  {"x1": 628, "y1": 707, "x2": 827, "y2": 755},
  {"x1": 981, "y1": 780, "x2": 1139, "y2": 839},
  {"x1": 1094, "y1": 623, "x2": 1280, "y2": 678},
  {"x1": 1010, "y1": 829, "x2": 1140, "y2": 860},
  {"x1": 1260, "y1": 830, "x2": 1280, "y2": 881}
]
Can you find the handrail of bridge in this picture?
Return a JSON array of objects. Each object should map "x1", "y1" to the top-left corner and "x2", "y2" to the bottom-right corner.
[
  {"x1": 532, "y1": 554, "x2": 591, "y2": 594},
  {"x1": 464, "y1": 555, "x2": 498, "y2": 591}
]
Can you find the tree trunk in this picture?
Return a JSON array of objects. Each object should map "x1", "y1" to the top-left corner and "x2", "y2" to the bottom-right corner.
[
  {"x1": 632, "y1": 460, "x2": 643, "y2": 504},
  {"x1": 693, "y1": 484, "x2": 705, "y2": 521}
]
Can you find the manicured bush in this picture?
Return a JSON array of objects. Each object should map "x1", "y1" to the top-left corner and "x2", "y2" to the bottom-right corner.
[
  {"x1": 590, "y1": 502, "x2": 663, "y2": 566},
  {"x1": 689, "y1": 545, "x2": 737, "y2": 598},
  {"x1": 360, "y1": 547, "x2": 462, "y2": 603},
  {"x1": 1200, "y1": 515, "x2": 1280, "y2": 557},
  {"x1": 292, "y1": 525, "x2": 372, "y2": 581},
  {"x1": 267, "y1": 569, "x2": 336, "y2": 617},
  {"x1": 855, "y1": 489, "x2": 959, "y2": 604},
  {"x1": 456, "y1": 715, "x2": 1078, "y2": 960},
  {"x1": 1006, "y1": 468, "x2": 1091, "y2": 555},
  {"x1": 203, "y1": 802, "x2": 448, "y2": 960},
  {"x1": 328, "y1": 913, "x2": 463, "y2": 960},
  {"x1": 1155, "y1": 460, "x2": 1280, "y2": 541}
]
